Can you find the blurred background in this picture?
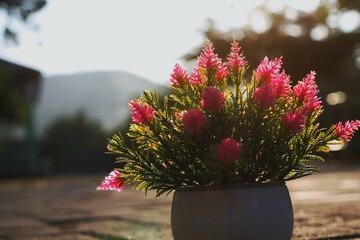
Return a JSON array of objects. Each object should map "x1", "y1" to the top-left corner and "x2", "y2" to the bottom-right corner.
[{"x1": 0, "y1": 0, "x2": 359, "y2": 177}]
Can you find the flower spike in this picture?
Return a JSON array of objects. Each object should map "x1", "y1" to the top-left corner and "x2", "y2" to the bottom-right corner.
[
  {"x1": 170, "y1": 64, "x2": 189, "y2": 87},
  {"x1": 272, "y1": 70, "x2": 291, "y2": 98},
  {"x1": 336, "y1": 120, "x2": 360, "y2": 142},
  {"x1": 256, "y1": 56, "x2": 283, "y2": 83},
  {"x1": 189, "y1": 68, "x2": 205, "y2": 85},
  {"x1": 293, "y1": 71, "x2": 321, "y2": 111},
  {"x1": 128, "y1": 100, "x2": 155, "y2": 125},
  {"x1": 197, "y1": 40, "x2": 222, "y2": 72},
  {"x1": 226, "y1": 40, "x2": 247, "y2": 72},
  {"x1": 293, "y1": 71, "x2": 317, "y2": 102},
  {"x1": 215, "y1": 64, "x2": 229, "y2": 82},
  {"x1": 97, "y1": 170, "x2": 124, "y2": 192},
  {"x1": 253, "y1": 83, "x2": 276, "y2": 108}
]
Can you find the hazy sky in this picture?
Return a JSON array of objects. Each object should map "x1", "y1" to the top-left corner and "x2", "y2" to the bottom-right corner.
[{"x1": 0, "y1": 0, "x2": 322, "y2": 84}]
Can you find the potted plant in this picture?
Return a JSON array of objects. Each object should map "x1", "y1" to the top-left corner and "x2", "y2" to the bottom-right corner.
[{"x1": 97, "y1": 40, "x2": 360, "y2": 240}]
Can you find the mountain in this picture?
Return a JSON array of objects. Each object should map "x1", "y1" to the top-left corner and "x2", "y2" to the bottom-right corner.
[{"x1": 35, "y1": 71, "x2": 165, "y2": 135}]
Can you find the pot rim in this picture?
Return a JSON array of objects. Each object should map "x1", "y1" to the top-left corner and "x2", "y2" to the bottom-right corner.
[{"x1": 175, "y1": 181, "x2": 286, "y2": 192}]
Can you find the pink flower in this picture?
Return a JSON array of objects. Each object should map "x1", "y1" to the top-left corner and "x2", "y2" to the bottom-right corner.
[
  {"x1": 215, "y1": 138, "x2": 241, "y2": 164},
  {"x1": 201, "y1": 87, "x2": 225, "y2": 112},
  {"x1": 336, "y1": 120, "x2": 360, "y2": 142},
  {"x1": 253, "y1": 83, "x2": 276, "y2": 108},
  {"x1": 128, "y1": 100, "x2": 155, "y2": 125},
  {"x1": 170, "y1": 64, "x2": 189, "y2": 87},
  {"x1": 282, "y1": 109, "x2": 307, "y2": 133},
  {"x1": 293, "y1": 71, "x2": 318, "y2": 101},
  {"x1": 215, "y1": 65, "x2": 229, "y2": 81},
  {"x1": 189, "y1": 68, "x2": 205, "y2": 85},
  {"x1": 198, "y1": 40, "x2": 222, "y2": 72},
  {"x1": 97, "y1": 170, "x2": 124, "y2": 192},
  {"x1": 304, "y1": 99, "x2": 322, "y2": 112},
  {"x1": 293, "y1": 71, "x2": 321, "y2": 111},
  {"x1": 256, "y1": 56, "x2": 283, "y2": 83},
  {"x1": 272, "y1": 71, "x2": 291, "y2": 98},
  {"x1": 181, "y1": 109, "x2": 206, "y2": 136},
  {"x1": 226, "y1": 40, "x2": 247, "y2": 72},
  {"x1": 293, "y1": 71, "x2": 316, "y2": 102}
]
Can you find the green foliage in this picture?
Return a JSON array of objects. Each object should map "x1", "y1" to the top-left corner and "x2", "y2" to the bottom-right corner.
[{"x1": 106, "y1": 42, "x2": 346, "y2": 197}]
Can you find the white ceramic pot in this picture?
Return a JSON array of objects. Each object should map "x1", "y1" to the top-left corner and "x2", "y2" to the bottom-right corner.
[{"x1": 171, "y1": 182, "x2": 293, "y2": 240}]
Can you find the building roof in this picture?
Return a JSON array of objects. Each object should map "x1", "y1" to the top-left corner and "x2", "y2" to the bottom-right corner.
[{"x1": 0, "y1": 58, "x2": 42, "y2": 101}]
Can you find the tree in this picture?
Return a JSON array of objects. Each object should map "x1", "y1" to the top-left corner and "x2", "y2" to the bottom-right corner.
[
  {"x1": 43, "y1": 112, "x2": 113, "y2": 174},
  {"x1": 0, "y1": 0, "x2": 46, "y2": 43}
]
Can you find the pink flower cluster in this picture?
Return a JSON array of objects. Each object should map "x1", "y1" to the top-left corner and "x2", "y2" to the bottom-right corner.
[
  {"x1": 282, "y1": 109, "x2": 307, "y2": 133},
  {"x1": 99, "y1": 40, "x2": 360, "y2": 194},
  {"x1": 201, "y1": 87, "x2": 225, "y2": 112},
  {"x1": 215, "y1": 138, "x2": 242, "y2": 164},
  {"x1": 253, "y1": 83, "x2": 276, "y2": 108},
  {"x1": 189, "y1": 68, "x2": 205, "y2": 85},
  {"x1": 179, "y1": 41, "x2": 249, "y2": 165},
  {"x1": 181, "y1": 109, "x2": 205, "y2": 136},
  {"x1": 172, "y1": 40, "x2": 247, "y2": 88},
  {"x1": 256, "y1": 56, "x2": 283, "y2": 83},
  {"x1": 128, "y1": 100, "x2": 155, "y2": 125},
  {"x1": 279, "y1": 72, "x2": 323, "y2": 133},
  {"x1": 293, "y1": 71, "x2": 322, "y2": 112},
  {"x1": 226, "y1": 41, "x2": 247, "y2": 73},
  {"x1": 215, "y1": 65, "x2": 229, "y2": 82},
  {"x1": 182, "y1": 88, "x2": 241, "y2": 164},
  {"x1": 197, "y1": 41, "x2": 222, "y2": 72},
  {"x1": 179, "y1": 42, "x2": 248, "y2": 138},
  {"x1": 253, "y1": 57, "x2": 291, "y2": 108},
  {"x1": 336, "y1": 120, "x2": 360, "y2": 142},
  {"x1": 181, "y1": 86, "x2": 225, "y2": 135},
  {"x1": 251, "y1": 56, "x2": 325, "y2": 133},
  {"x1": 97, "y1": 170, "x2": 124, "y2": 192},
  {"x1": 170, "y1": 64, "x2": 189, "y2": 87}
]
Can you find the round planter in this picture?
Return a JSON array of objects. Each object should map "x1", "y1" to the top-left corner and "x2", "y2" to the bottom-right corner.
[{"x1": 171, "y1": 182, "x2": 293, "y2": 240}]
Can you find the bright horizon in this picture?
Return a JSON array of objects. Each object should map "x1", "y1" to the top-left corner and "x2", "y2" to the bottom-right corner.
[{"x1": 0, "y1": 0, "x2": 323, "y2": 84}]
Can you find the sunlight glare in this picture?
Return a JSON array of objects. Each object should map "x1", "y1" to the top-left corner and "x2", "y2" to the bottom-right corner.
[
  {"x1": 265, "y1": 0, "x2": 285, "y2": 14},
  {"x1": 284, "y1": 7, "x2": 299, "y2": 21},
  {"x1": 282, "y1": 23, "x2": 303, "y2": 37},
  {"x1": 338, "y1": 10, "x2": 360, "y2": 33},
  {"x1": 286, "y1": 0, "x2": 321, "y2": 13},
  {"x1": 326, "y1": 91, "x2": 347, "y2": 105},
  {"x1": 326, "y1": 13, "x2": 339, "y2": 29},
  {"x1": 310, "y1": 24, "x2": 329, "y2": 41},
  {"x1": 249, "y1": 10, "x2": 271, "y2": 33}
]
